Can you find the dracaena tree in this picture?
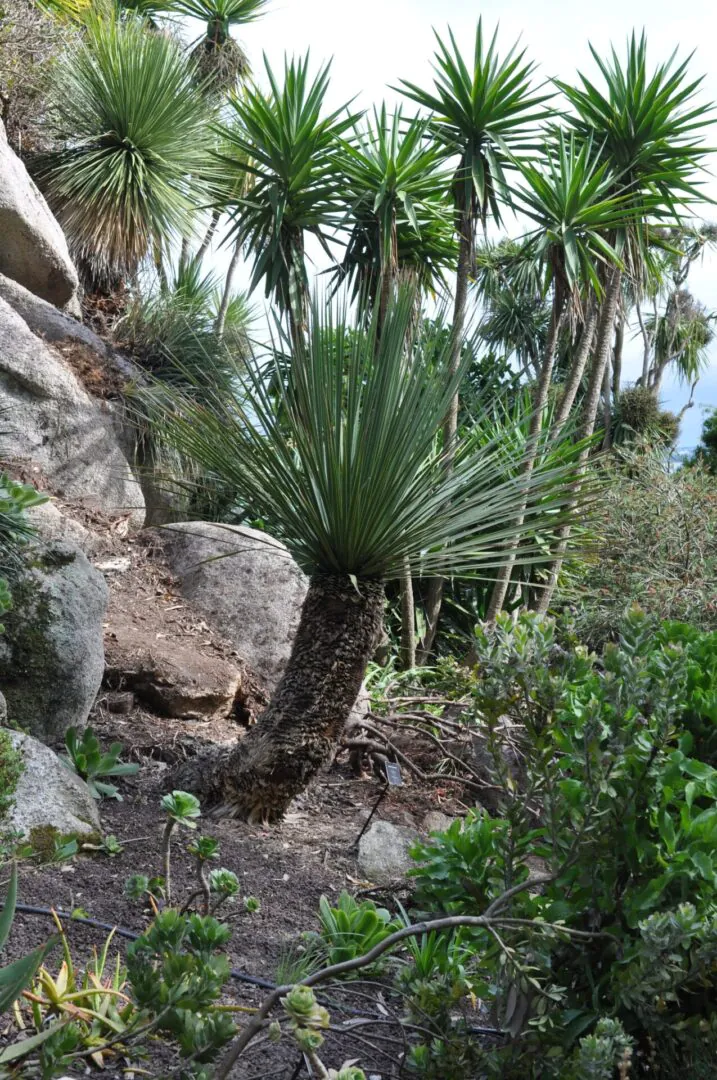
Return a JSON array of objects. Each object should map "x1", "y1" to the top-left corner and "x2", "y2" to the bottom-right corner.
[
  {"x1": 397, "y1": 19, "x2": 551, "y2": 650},
  {"x1": 534, "y1": 33, "x2": 715, "y2": 615},
  {"x1": 155, "y1": 291, "x2": 586, "y2": 823},
  {"x1": 214, "y1": 53, "x2": 356, "y2": 349},
  {"x1": 39, "y1": 11, "x2": 213, "y2": 287},
  {"x1": 485, "y1": 131, "x2": 641, "y2": 620},
  {"x1": 333, "y1": 105, "x2": 454, "y2": 322}
]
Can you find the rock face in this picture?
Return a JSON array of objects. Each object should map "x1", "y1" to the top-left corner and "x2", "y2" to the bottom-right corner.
[
  {"x1": 160, "y1": 523, "x2": 308, "y2": 693},
  {"x1": 0, "y1": 296, "x2": 144, "y2": 520},
  {"x1": 0, "y1": 120, "x2": 79, "y2": 308},
  {"x1": 104, "y1": 628, "x2": 242, "y2": 720},
  {"x1": 0, "y1": 272, "x2": 106, "y2": 351},
  {"x1": 26, "y1": 500, "x2": 96, "y2": 555},
  {"x1": 2, "y1": 728, "x2": 102, "y2": 840},
  {"x1": 357, "y1": 820, "x2": 420, "y2": 884},
  {"x1": 0, "y1": 542, "x2": 108, "y2": 741}
]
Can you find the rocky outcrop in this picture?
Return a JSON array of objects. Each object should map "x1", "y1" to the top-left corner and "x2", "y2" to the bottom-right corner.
[
  {"x1": 0, "y1": 272, "x2": 104, "y2": 351},
  {"x1": 2, "y1": 728, "x2": 102, "y2": 840},
  {"x1": 159, "y1": 523, "x2": 308, "y2": 693},
  {"x1": 0, "y1": 120, "x2": 79, "y2": 308},
  {"x1": 0, "y1": 296, "x2": 144, "y2": 520},
  {"x1": 0, "y1": 542, "x2": 108, "y2": 741},
  {"x1": 26, "y1": 500, "x2": 96, "y2": 555}
]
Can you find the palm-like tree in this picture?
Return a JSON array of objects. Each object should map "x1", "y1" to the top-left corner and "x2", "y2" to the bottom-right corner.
[
  {"x1": 485, "y1": 132, "x2": 639, "y2": 619},
  {"x1": 40, "y1": 12, "x2": 212, "y2": 285},
  {"x1": 335, "y1": 106, "x2": 453, "y2": 323},
  {"x1": 397, "y1": 20, "x2": 550, "y2": 649},
  {"x1": 533, "y1": 34, "x2": 714, "y2": 614},
  {"x1": 156, "y1": 292, "x2": 586, "y2": 822},
  {"x1": 214, "y1": 53, "x2": 356, "y2": 348},
  {"x1": 170, "y1": 0, "x2": 269, "y2": 92},
  {"x1": 398, "y1": 20, "x2": 551, "y2": 449},
  {"x1": 557, "y1": 32, "x2": 714, "y2": 443}
]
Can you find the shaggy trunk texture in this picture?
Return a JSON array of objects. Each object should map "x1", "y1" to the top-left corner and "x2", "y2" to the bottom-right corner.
[{"x1": 182, "y1": 574, "x2": 385, "y2": 823}]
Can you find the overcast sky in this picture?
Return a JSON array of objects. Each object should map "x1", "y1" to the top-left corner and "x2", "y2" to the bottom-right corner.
[{"x1": 205, "y1": 0, "x2": 717, "y2": 449}]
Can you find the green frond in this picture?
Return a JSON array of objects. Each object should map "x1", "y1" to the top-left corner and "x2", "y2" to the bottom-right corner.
[{"x1": 149, "y1": 291, "x2": 590, "y2": 582}]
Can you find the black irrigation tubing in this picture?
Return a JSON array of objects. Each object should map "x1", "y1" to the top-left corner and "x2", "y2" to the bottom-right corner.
[{"x1": 14, "y1": 903, "x2": 504, "y2": 1040}]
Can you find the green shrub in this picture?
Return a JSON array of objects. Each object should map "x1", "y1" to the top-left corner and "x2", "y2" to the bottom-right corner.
[
  {"x1": 0, "y1": 730, "x2": 23, "y2": 823},
  {"x1": 61, "y1": 726, "x2": 139, "y2": 800},
  {"x1": 405, "y1": 611, "x2": 717, "y2": 1077}
]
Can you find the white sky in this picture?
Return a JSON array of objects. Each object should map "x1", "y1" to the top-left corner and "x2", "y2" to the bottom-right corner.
[{"x1": 203, "y1": 0, "x2": 717, "y2": 449}]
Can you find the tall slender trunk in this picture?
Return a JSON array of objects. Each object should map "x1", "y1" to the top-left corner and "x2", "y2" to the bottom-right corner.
[
  {"x1": 601, "y1": 357, "x2": 613, "y2": 450},
  {"x1": 418, "y1": 207, "x2": 472, "y2": 660},
  {"x1": 612, "y1": 315, "x2": 624, "y2": 403},
  {"x1": 196, "y1": 209, "x2": 222, "y2": 264},
  {"x1": 484, "y1": 293, "x2": 567, "y2": 623},
  {"x1": 399, "y1": 559, "x2": 416, "y2": 670},
  {"x1": 180, "y1": 575, "x2": 385, "y2": 823},
  {"x1": 532, "y1": 266, "x2": 622, "y2": 615},
  {"x1": 214, "y1": 234, "x2": 242, "y2": 339},
  {"x1": 551, "y1": 301, "x2": 598, "y2": 436}
]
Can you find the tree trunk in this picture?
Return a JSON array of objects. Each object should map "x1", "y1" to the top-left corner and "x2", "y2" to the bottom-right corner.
[
  {"x1": 196, "y1": 209, "x2": 222, "y2": 264},
  {"x1": 180, "y1": 575, "x2": 385, "y2": 823},
  {"x1": 532, "y1": 267, "x2": 622, "y2": 615},
  {"x1": 601, "y1": 356, "x2": 613, "y2": 450},
  {"x1": 399, "y1": 558, "x2": 416, "y2": 670},
  {"x1": 214, "y1": 234, "x2": 242, "y2": 339},
  {"x1": 612, "y1": 315, "x2": 624, "y2": 403},
  {"x1": 485, "y1": 294, "x2": 566, "y2": 623},
  {"x1": 551, "y1": 301, "x2": 598, "y2": 436},
  {"x1": 418, "y1": 208, "x2": 472, "y2": 658}
]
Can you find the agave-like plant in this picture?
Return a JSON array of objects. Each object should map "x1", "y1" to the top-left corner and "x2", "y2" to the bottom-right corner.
[
  {"x1": 39, "y1": 12, "x2": 213, "y2": 284},
  {"x1": 154, "y1": 290, "x2": 589, "y2": 823}
]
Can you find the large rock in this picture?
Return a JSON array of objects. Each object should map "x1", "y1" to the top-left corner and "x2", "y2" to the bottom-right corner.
[
  {"x1": 2, "y1": 729, "x2": 101, "y2": 840},
  {"x1": 0, "y1": 120, "x2": 79, "y2": 308},
  {"x1": 0, "y1": 542, "x2": 108, "y2": 741},
  {"x1": 159, "y1": 523, "x2": 308, "y2": 693},
  {"x1": 26, "y1": 500, "x2": 96, "y2": 555},
  {"x1": 357, "y1": 820, "x2": 420, "y2": 884},
  {"x1": 0, "y1": 297, "x2": 144, "y2": 520},
  {"x1": 104, "y1": 626, "x2": 242, "y2": 720}
]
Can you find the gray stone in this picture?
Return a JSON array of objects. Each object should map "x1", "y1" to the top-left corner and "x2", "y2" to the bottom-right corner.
[
  {"x1": 0, "y1": 297, "x2": 145, "y2": 521},
  {"x1": 159, "y1": 523, "x2": 308, "y2": 693},
  {"x1": 26, "y1": 501, "x2": 96, "y2": 555},
  {"x1": 357, "y1": 820, "x2": 420, "y2": 884},
  {"x1": 0, "y1": 542, "x2": 108, "y2": 741},
  {"x1": 3, "y1": 728, "x2": 101, "y2": 840},
  {"x1": 0, "y1": 273, "x2": 101, "y2": 350},
  {"x1": 421, "y1": 810, "x2": 455, "y2": 835},
  {"x1": 0, "y1": 120, "x2": 79, "y2": 307}
]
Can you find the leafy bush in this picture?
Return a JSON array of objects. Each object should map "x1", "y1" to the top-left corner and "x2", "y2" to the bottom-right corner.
[
  {"x1": 559, "y1": 448, "x2": 717, "y2": 645},
  {"x1": 0, "y1": 731, "x2": 23, "y2": 824},
  {"x1": 405, "y1": 611, "x2": 717, "y2": 1077}
]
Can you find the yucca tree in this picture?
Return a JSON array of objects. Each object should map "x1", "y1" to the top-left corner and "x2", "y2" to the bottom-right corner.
[
  {"x1": 397, "y1": 20, "x2": 550, "y2": 651},
  {"x1": 534, "y1": 34, "x2": 715, "y2": 615},
  {"x1": 335, "y1": 106, "x2": 453, "y2": 323},
  {"x1": 334, "y1": 105, "x2": 453, "y2": 667},
  {"x1": 398, "y1": 20, "x2": 551, "y2": 450},
  {"x1": 40, "y1": 12, "x2": 212, "y2": 286},
  {"x1": 170, "y1": 0, "x2": 269, "y2": 92},
  {"x1": 215, "y1": 53, "x2": 356, "y2": 349},
  {"x1": 557, "y1": 32, "x2": 714, "y2": 444},
  {"x1": 485, "y1": 132, "x2": 639, "y2": 619},
  {"x1": 156, "y1": 292, "x2": 587, "y2": 822}
]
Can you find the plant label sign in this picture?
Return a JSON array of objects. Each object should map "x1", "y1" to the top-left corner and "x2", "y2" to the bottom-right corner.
[{"x1": 384, "y1": 762, "x2": 403, "y2": 786}]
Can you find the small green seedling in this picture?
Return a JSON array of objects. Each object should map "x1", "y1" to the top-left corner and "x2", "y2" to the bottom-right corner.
[
  {"x1": 62, "y1": 727, "x2": 139, "y2": 800},
  {"x1": 243, "y1": 895, "x2": 261, "y2": 914},
  {"x1": 208, "y1": 868, "x2": 239, "y2": 914},
  {"x1": 161, "y1": 791, "x2": 201, "y2": 906},
  {"x1": 188, "y1": 836, "x2": 220, "y2": 914}
]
